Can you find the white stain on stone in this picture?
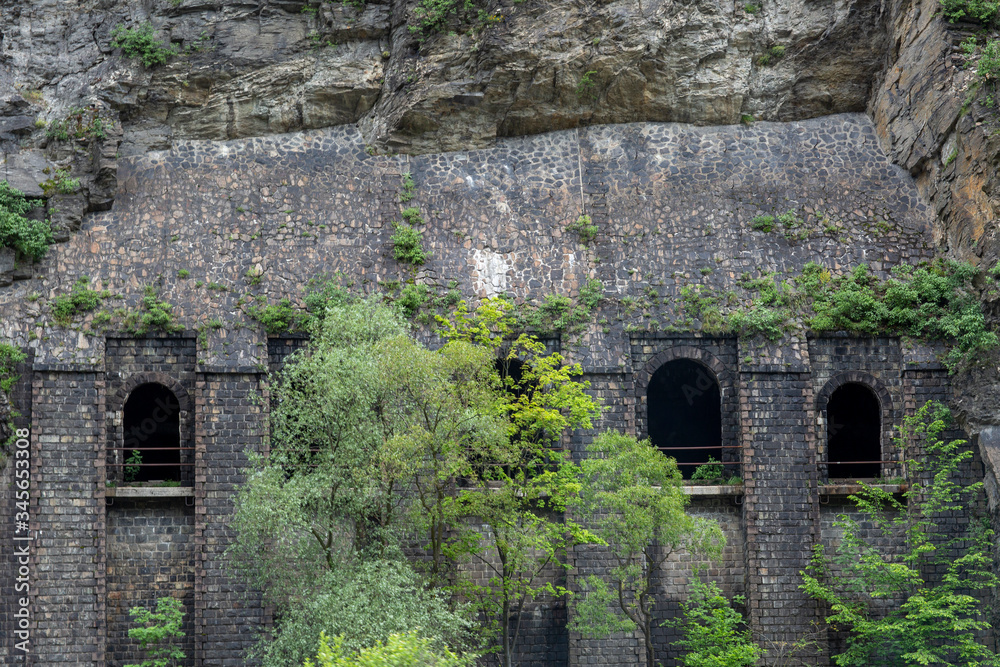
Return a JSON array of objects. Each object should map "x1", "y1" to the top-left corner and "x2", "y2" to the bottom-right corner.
[{"x1": 471, "y1": 249, "x2": 512, "y2": 297}]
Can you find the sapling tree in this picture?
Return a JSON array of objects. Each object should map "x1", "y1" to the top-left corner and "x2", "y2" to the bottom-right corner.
[
  {"x1": 124, "y1": 596, "x2": 185, "y2": 667},
  {"x1": 456, "y1": 456, "x2": 600, "y2": 667},
  {"x1": 569, "y1": 431, "x2": 725, "y2": 667},
  {"x1": 666, "y1": 577, "x2": 760, "y2": 667},
  {"x1": 801, "y1": 401, "x2": 1000, "y2": 666},
  {"x1": 437, "y1": 298, "x2": 603, "y2": 667}
]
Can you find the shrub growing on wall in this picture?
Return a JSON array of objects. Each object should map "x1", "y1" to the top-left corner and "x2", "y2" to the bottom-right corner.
[
  {"x1": 0, "y1": 181, "x2": 49, "y2": 260},
  {"x1": 110, "y1": 22, "x2": 177, "y2": 68}
]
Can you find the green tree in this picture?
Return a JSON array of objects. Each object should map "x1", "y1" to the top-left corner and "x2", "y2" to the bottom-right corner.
[
  {"x1": 455, "y1": 458, "x2": 600, "y2": 667},
  {"x1": 230, "y1": 298, "x2": 477, "y2": 665},
  {"x1": 666, "y1": 578, "x2": 760, "y2": 667},
  {"x1": 801, "y1": 401, "x2": 1000, "y2": 666},
  {"x1": 232, "y1": 296, "x2": 602, "y2": 666},
  {"x1": 569, "y1": 432, "x2": 725, "y2": 667},
  {"x1": 435, "y1": 298, "x2": 603, "y2": 667},
  {"x1": 123, "y1": 597, "x2": 185, "y2": 667}
]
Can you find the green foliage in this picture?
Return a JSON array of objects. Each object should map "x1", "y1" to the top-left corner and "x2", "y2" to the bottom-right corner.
[
  {"x1": 391, "y1": 222, "x2": 427, "y2": 266},
  {"x1": 39, "y1": 168, "x2": 80, "y2": 195},
  {"x1": 743, "y1": 3, "x2": 759, "y2": 13},
  {"x1": 123, "y1": 597, "x2": 185, "y2": 667},
  {"x1": 233, "y1": 297, "x2": 601, "y2": 665},
  {"x1": 690, "y1": 457, "x2": 725, "y2": 484},
  {"x1": 750, "y1": 215, "x2": 774, "y2": 232},
  {"x1": 52, "y1": 276, "x2": 105, "y2": 324},
  {"x1": 0, "y1": 343, "x2": 25, "y2": 451},
  {"x1": 940, "y1": 0, "x2": 999, "y2": 24},
  {"x1": 256, "y1": 561, "x2": 472, "y2": 667},
  {"x1": 410, "y1": 0, "x2": 476, "y2": 34},
  {"x1": 304, "y1": 631, "x2": 474, "y2": 667},
  {"x1": 400, "y1": 207, "x2": 424, "y2": 226},
  {"x1": 0, "y1": 180, "x2": 49, "y2": 260},
  {"x1": 46, "y1": 105, "x2": 111, "y2": 142},
  {"x1": 177, "y1": 269, "x2": 190, "y2": 279},
  {"x1": 679, "y1": 285, "x2": 726, "y2": 333},
  {"x1": 245, "y1": 266, "x2": 264, "y2": 286},
  {"x1": 511, "y1": 279, "x2": 605, "y2": 336},
  {"x1": 757, "y1": 44, "x2": 786, "y2": 66},
  {"x1": 396, "y1": 283, "x2": 429, "y2": 318},
  {"x1": 436, "y1": 299, "x2": 602, "y2": 664},
  {"x1": 666, "y1": 578, "x2": 760, "y2": 667},
  {"x1": 570, "y1": 432, "x2": 724, "y2": 667},
  {"x1": 567, "y1": 214, "x2": 599, "y2": 245},
  {"x1": 726, "y1": 304, "x2": 788, "y2": 341},
  {"x1": 577, "y1": 70, "x2": 598, "y2": 99},
  {"x1": 124, "y1": 286, "x2": 183, "y2": 335},
  {"x1": 247, "y1": 298, "x2": 304, "y2": 335},
  {"x1": 977, "y1": 39, "x2": 1000, "y2": 81},
  {"x1": 399, "y1": 172, "x2": 416, "y2": 203},
  {"x1": 809, "y1": 260, "x2": 998, "y2": 368},
  {"x1": 124, "y1": 449, "x2": 142, "y2": 483},
  {"x1": 111, "y1": 22, "x2": 177, "y2": 68},
  {"x1": 801, "y1": 401, "x2": 1000, "y2": 666},
  {"x1": 0, "y1": 344, "x2": 26, "y2": 397},
  {"x1": 726, "y1": 274, "x2": 793, "y2": 340}
]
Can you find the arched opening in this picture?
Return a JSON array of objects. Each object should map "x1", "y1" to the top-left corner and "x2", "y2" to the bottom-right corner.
[
  {"x1": 123, "y1": 383, "x2": 181, "y2": 483},
  {"x1": 647, "y1": 359, "x2": 722, "y2": 478},
  {"x1": 826, "y1": 383, "x2": 881, "y2": 479}
]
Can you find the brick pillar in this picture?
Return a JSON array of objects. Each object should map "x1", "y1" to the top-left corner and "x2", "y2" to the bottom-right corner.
[
  {"x1": 31, "y1": 368, "x2": 105, "y2": 665},
  {"x1": 568, "y1": 372, "x2": 644, "y2": 667},
  {"x1": 740, "y1": 366, "x2": 824, "y2": 663},
  {"x1": 194, "y1": 371, "x2": 266, "y2": 666}
]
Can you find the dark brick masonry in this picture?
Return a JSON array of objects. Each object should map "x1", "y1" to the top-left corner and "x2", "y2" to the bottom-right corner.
[{"x1": 0, "y1": 115, "x2": 987, "y2": 665}]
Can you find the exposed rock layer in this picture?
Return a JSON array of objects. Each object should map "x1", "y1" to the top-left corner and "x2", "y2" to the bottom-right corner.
[{"x1": 1, "y1": 0, "x2": 888, "y2": 158}]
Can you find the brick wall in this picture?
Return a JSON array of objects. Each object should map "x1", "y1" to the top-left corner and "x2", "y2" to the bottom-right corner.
[
  {"x1": 31, "y1": 369, "x2": 105, "y2": 664},
  {"x1": 106, "y1": 498, "x2": 195, "y2": 667},
  {"x1": 194, "y1": 372, "x2": 266, "y2": 666}
]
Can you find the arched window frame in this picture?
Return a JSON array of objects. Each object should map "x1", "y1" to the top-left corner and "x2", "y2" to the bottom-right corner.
[
  {"x1": 816, "y1": 372, "x2": 898, "y2": 481},
  {"x1": 635, "y1": 346, "x2": 739, "y2": 476},
  {"x1": 108, "y1": 373, "x2": 193, "y2": 486}
]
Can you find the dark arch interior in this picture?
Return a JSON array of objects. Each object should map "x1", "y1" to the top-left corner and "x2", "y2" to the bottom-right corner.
[
  {"x1": 647, "y1": 359, "x2": 722, "y2": 478},
  {"x1": 123, "y1": 383, "x2": 181, "y2": 482},
  {"x1": 827, "y1": 383, "x2": 881, "y2": 479}
]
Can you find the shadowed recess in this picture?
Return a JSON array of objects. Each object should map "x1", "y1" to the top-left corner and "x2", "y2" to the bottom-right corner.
[
  {"x1": 827, "y1": 382, "x2": 881, "y2": 479},
  {"x1": 647, "y1": 359, "x2": 722, "y2": 478},
  {"x1": 123, "y1": 383, "x2": 181, "y2": 483}
]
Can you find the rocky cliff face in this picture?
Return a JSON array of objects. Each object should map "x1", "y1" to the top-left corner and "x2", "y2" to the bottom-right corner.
[
  {"x1": 864, "y1": 0, "x2": 1000, "y2": 434},
  {"x1": 1, "y1": 0, "x2": 888, "y2": 157}
]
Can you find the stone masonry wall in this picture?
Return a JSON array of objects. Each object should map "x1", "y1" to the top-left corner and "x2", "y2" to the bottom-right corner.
[
  {"x1": 0, "y1": 114, "x2": 975, "y2": 665},
  {"x1": 0, "y1": 114, "x2": 936, "y2": 373}
]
